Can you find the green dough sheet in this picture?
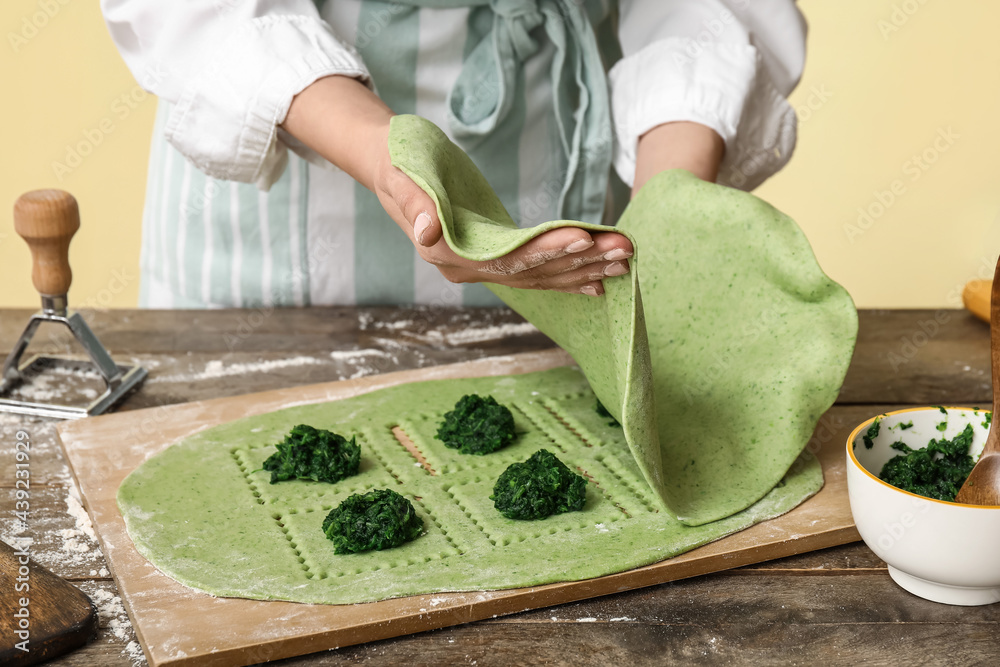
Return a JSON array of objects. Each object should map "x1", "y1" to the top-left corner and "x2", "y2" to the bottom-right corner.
[
  {"x1": 390, "y1": 115, "x2": 858, "y2": 525},
  {"x1": 118, "y1": 115, "x2": 857, "y2": 605},
  {"x1": 118, "y1": 367, "x2": 823, "y2": 604}
]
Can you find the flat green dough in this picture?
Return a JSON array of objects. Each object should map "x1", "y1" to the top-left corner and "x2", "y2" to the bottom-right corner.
[
  {"x1": 118, "y1": 115, "x2": 855, "y2": 604},
  {"x1": 117, "y1": 367, "x2": 822, "y2": 604},
  {"x1": 390, "y1": 115, "x2": 858, "y2": 525}
]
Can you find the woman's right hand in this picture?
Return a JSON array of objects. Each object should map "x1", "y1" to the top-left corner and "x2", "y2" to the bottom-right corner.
[
  {"x1": 283, "y1": 75, "x2": 632, "y2": 296},
  {"x1": 370, "y1": 143, "x2": 632, "y2": 296}
]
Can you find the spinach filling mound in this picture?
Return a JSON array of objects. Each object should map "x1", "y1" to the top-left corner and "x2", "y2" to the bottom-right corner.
[
  {"x1": 436, "y1": 394, "x2": 516, "y2": 455},
  {"x1": 262, "y1": 424, "x2": 360, "y2": 484},
  {"x1": 322, "y1": 489, "x2": 424, "y2": 554},
  {"x1": 492, "y1": 449, "x2": 587, "y2": 520},
  {"x1": 878, "y1": 424, "x2": 977, "y2": 501}
]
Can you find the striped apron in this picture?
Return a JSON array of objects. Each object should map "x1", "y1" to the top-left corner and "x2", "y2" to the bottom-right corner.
[{"x1": 139, "y1": 0, "x2": 629, "y2": 308}]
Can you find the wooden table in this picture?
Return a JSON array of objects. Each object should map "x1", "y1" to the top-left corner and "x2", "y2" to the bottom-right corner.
[{"x1": 1, "y1": 307, "x2": 997, "y2": 665}]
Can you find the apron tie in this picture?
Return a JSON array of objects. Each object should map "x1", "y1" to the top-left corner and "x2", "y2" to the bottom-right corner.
[{"x1": 393, "y1": 0, "x2": 612, "y2": 223}]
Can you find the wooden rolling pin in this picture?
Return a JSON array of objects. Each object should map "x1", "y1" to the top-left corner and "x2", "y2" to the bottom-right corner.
[{"x1": 964, "y1": 280, "x2": 991, "y2": 323}]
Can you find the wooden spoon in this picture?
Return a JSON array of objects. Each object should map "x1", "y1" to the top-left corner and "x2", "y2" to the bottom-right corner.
[{"x1": 955, "y1": 256, "x2": 1000, "y2": 506}]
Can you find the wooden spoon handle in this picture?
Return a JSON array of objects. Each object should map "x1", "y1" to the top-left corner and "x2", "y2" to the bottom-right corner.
[
  {"x1": 13, "y1": 189, "x2": 80, "y2": 297},
  {"x1": 987, "y1": 258, "x2": 1000, "y2": 457}
]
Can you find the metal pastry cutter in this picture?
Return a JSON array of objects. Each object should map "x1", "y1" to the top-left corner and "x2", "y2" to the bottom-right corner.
[{"x1": 0, "y1": 190, "x2": 146, "y2": 419}]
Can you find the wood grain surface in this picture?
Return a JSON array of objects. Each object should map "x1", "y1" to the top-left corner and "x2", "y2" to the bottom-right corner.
[
  {"x1": 57, "y1": 349, "x2": 860, "y2": 667},
  {"x1": 1, "y1": 307, "x2": 998, "y2": 666},
  {"x1": 0, "y1": 539, "x2": 97, "y2": 665}
]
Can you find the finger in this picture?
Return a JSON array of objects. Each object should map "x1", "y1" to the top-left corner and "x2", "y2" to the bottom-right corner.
[
  {"x1": 554, "y1": 281, "x2": 605, "y2": 297},
  {"x1": 515, "y1": 231, "x2": 633, "y2": 277},
  {"x1": 378, "y1": 165, "x2": 443, "y2": 246},
  {"x1": 509, "y1": 259, "x2": 629, "y2": 291},
  {"x1": 591, "y1": 231, "x2": 633, "y2": 258},
  {"x1": 480, "y1": 227, "x2": 596, "y2": 276},
  {"x1": 412, "y1": 211, "x2": 443, "y2": 247}
]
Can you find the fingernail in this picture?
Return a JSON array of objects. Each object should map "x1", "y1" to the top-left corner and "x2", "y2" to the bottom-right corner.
[
  {"x1": 414, "y1": 212, "x2": 432, "y2": 245},
  {"x1": 566, "y1": 239, "x2": 593, "y2": 254},
  {"x1": 581, "y1": 285, "x2": 599, "y2": 297},
  {"x1": 604, "y1": 248, "x2": 631, "y2": 261},
  {"x1": 604, "y1": 261, "x2": 629, "y2": 277}
]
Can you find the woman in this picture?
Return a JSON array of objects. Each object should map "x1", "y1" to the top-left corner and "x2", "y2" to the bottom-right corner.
[{"x1": 101, "y1": 0, "x2": 806, "y2": 308}]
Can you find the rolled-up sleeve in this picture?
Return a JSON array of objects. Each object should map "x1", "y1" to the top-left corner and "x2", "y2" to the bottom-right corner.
[
  {"x1": 610, "y1": 0, "x2": 807, "y2": 191},
  {"x1": 101, "y1": 0, "x2": 370, "y2": 188}
]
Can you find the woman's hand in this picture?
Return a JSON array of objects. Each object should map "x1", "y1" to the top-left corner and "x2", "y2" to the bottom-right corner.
[
  {"x1": 370, "y1": 144, "x2": 631, "y2": 296},
  {"x1": 283, "y1": 75, "x2": 633, "y2": 296}
]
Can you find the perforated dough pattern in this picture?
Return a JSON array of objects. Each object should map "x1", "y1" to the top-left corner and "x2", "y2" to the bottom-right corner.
[{"x1": 117, "y1": 367, "x2": 823, "y2": 604}]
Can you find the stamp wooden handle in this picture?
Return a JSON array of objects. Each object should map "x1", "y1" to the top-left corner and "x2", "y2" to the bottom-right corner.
[{"x1": 13, "y1": 189, "x2": 80, "y2": 297}]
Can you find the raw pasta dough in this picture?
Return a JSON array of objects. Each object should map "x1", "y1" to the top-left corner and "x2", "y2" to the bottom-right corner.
[
  {"x1": 117, "y1": 115, "x2": 856, "y2": 604},
  {"x1": 117, "y1": 367, "x2": 823, "y2": 604},
  {"x1": 390, "y1": 115, "x2": 857, "y2": 525}
]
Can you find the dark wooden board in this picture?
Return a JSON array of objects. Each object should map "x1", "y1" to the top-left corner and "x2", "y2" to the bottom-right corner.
[
  {"x1": 0, "y1": 540, "x2": 98, "y2": 665},
  {"x1": 1, "y1": 308, "x2": 992, "y2": 405},
  {"x1": 57, "y1": 350, "x2": 862, "y2": 667},
  {"x1": 0, "y1": 307, "x2": 995, "y2": 666},
  {"x1": 262, "y1": 573, "x2": 1000, "y2": 667}
]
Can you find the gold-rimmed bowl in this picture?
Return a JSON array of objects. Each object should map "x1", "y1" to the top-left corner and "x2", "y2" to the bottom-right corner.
[{"x1": 847, "y1": 406, "x2": 1000, "y2": 606}]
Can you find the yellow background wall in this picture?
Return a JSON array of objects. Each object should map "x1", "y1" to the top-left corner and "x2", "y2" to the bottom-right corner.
[{"x1": 1, "y1": 0, "x2": 998, "y2": 309}]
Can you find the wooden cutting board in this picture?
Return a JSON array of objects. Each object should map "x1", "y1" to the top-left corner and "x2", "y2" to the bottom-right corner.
[
  {"x1": 56, "y1": 349, "x2": 860, "y2": 667},
  {"x1": 0, "y1": 540, "x2": 98, "y2": 665}
]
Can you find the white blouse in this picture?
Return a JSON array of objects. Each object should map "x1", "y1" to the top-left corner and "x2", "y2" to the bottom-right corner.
[{"x1": 100, "y1": 0, "x2": 807, "y2": 308}]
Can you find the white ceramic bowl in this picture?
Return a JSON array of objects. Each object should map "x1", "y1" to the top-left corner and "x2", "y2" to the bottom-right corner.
[{"x1": 847, "y1": 406, "x2": 1000, "y2": 606}]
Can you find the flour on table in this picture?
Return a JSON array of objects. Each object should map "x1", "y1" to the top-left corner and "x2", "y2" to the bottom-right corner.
[
  {"x1": 152, "y1": 356, "x2": 325, "y2": 383},
  {"x1": 398, "y1": 321, "x2": 540, "y2": 347},
  {"x1": 436, "y1": 322, "x2": 539, "y2": 345},
  {"x1": 43, "y1": 487, "x2": 105, "y2": 570},
  {"x1": 66, "y1": 489, "x2": 98, "y2": 541},
  {"x1": 87, "y1": 585, "x2": 147, "y2": 666},
  {"x1": 329, "y1": 349, "x2": 392, "y2": 362}
]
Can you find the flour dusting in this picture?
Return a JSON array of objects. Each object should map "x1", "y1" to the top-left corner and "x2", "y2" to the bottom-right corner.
[
  {"x1": 398, "y1": 321, "x2": 539, "y2": 346},
  {"x1": 438, "y1": 322, "x2": 539, "y2": 345},
  {"x1": 152, "y1": 356, "x2": 324, "y2": 383},
  {"x1": 87, "y1": 585, "x2": 147, "y2": 666},
  {"x1": 44, "y1": 487, "x2": 105, "y2": 569},
  {"x1": 66, "y1": 490, "x2": 98, "y2": 541}
]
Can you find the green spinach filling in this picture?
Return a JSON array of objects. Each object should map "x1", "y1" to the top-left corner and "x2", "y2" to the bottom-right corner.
[
  {"x1": 436, "y1": 394, "x2": 517, "y2": 455},
  {"x1": 492, "y1": 449, "x2": 587, "y2": 520},
  {"x1": 878, "y1": 424, "x2": 977, "y2": 501},
  {"x1": 322, "y1": 489, "x2": 424, "y2": 554},
  {"x1": 262, "y1": 424, "x2": 360, "y2": 484}
]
